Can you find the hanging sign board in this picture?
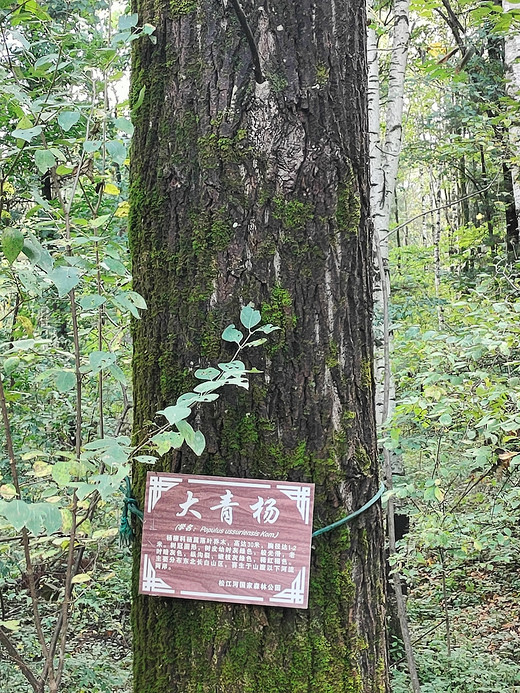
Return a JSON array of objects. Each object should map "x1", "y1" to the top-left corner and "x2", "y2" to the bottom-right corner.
[{"x1": 138, "y1": 472, "x2": 315, "y2": 608}]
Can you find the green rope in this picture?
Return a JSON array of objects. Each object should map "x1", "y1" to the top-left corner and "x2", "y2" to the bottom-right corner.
[
  {"x1": 117, "y1": 476, "x2": 385, "y2": 543},
  {"x1": 119, "y1": 476, "x2": 143, "y2": 547},
  {"x1": 312, "y1": 482, "x2": 385, "y2": 538}
]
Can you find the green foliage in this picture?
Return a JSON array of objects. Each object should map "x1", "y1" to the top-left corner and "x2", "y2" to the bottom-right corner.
[
  {"x1": 386, "y1": 244, "x2": 520, "y2": 688},
  {"x1": 0, "y1": 0, "x2": 157, "y2": 689}
]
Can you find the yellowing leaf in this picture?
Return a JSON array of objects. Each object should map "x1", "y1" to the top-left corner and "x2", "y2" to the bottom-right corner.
[
  {"x1": 0, "y1": 484, "x2": 16, "y2": 500},
  {"x1": 115, "y1": 201, "x2": 130, "y2": 218},
  {"x1": 71, "y1": 573, "x2": 92, "y2": 584},
  {"x1": 33, "y1": 460, "x2": 52, "y2": 477},
  {"x1": 104, "y1": 183, "x2": 120, "y2": 195},
  {"x1": 434, "y1": 486, "x2": 445, "y2": 502}
]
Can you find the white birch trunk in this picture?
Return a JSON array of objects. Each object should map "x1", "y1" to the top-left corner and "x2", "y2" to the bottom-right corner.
[
  {"x1": 503, "y1": 0, "x2": 520, "y2": 233},
  {"x1": 368, "y1": 0, "x2": 409, "y2": 429}
]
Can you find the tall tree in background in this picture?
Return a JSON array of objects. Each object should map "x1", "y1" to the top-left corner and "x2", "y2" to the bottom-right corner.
[
  {"x1": 503, "y1": 0, "x2": 520, "y2": 254},
  {"x1": 129, "y1": 0, "x2": 387, "y2": 691},
  {"x1": 367, "y1": 2, "x2": 420, "y2": 690}
]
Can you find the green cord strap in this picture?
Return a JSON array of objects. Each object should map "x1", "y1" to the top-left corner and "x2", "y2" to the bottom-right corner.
[
  {"x1": 312, "y1": 482, "x2": 385, "y2": 538},
  {"x1": 118, "y1": 477, "x2": 385, "y2": 544},
  {"x1": 119, "y1": 477, "x2": 143, "y2": 547}
]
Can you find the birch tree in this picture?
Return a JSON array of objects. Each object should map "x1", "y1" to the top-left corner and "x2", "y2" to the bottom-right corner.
[
  {"x1": 367, "y1": 2, "x2": 421, "y2": 690},
  {"x1": 503, "y1": 0, "x2": 520, "y2": 255}
]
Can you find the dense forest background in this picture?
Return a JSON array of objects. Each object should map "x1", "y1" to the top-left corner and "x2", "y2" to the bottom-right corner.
[{"x1": 0, "y1": 0, "x2": 519, "y2": 690}]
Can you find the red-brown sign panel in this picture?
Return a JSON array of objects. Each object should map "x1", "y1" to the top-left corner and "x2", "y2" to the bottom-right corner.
[{"x1": 139, "y1": 472, "x2": 315, "y2": 608}]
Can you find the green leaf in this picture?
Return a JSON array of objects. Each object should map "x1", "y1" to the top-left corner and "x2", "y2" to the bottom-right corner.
[
  {"x1": 83, "y1": 436, "x2": 130, "y2": 450},
  {"x1": 434, "y1": 486, "x2": 445, "y2": 502},
  {"x1": 193, "y1": 380, "x2": 221, "y2": 394},
  {"x1": 0, "y1": 499, "x2": 28, "y2": 531},
  {"x1": 218, "y1": 360, "x2": 245, "y2": 371},
  {"x1": 126, "y1": 290, "x2": 147, "y2": 308},
  {"x1": 106, "y1": 139, "x2": 127, "y2": 165},
  {"x1": 132, "y1": 86, "x2": 146, "y2": 113},
  {"x1": 222, "y1": 324, "x2": 244, "y2": 343},
  {"x1": 83, "y1": 140, "x2": 102, "y2": 153},
  {"x1": 56, "y1": 164, "x2": 74, "y2": 176},
  {"x1": 30, "y1": 502, "x2": 62, "y2": 535},
  {"x1": 177, "y1": 392, "x2": 219, "y2": 405},
  {"x1": 439, "y1": 413, "x2": 452, "y2": 426},
  {"x1": 118, "y1": 12, "x2": 139, "y2": 29},
  {"x1": 151, "y1": 431, "x2": 184, "y2": 455},
  {"x1": 3, "y1": 356, "x2": 20, "y2": 375},
  {"x1": 108, "y1": 363, "x2": 127, "y2": 384},
  {"x1": 194, "y1": 367, "x2": 220, "y2": 380},
  {"x1": 34, "y1": 148, "x2": 56, "y2": 173},
  {"x1": 223, "y1": 375, "x2": 249, "y2": 390},
  {"x1": 79, "y1": 294, "x2": 106, "y2": 310},
  {"x1": 103, "y1": 257, "x2": 127, "y2": 275},
  {"x1": 113, "y1": 116, "x2": 134, "y2": 136},
  {"x1": 240, "y1": 303, "x2": 261, "y2": 329},
  {"x1": 90, "y1": 214, "x2": 111, "y2": 229},
  {"x1": 157, "y1": 404, "x2": 192, "y2": 425},
  {"x1": 57, "y1": 110, "x2": 80, "y2": 131},
  {"x1": 12, "y1": 125, "x2": 43, "y2": 141},
  {"x1": 111, "y1": 291, "x2": 146, "y2": 318},
  {"x1": 55, "y1": 370, "x2": 76, "y2": 393},
  {"x1": 133, "y1": 455, "x2": 158, "y2": 464},
  {"x1": 2, "y1": 228, "x2": 24, "y2": 264},
  {"x1": 22, "y1": 232, "x2": 53, "y2": 272},
  {"x1": 176, "y1": 420, "x2": 206, "y2": 456},
  {"x1": 190, "y1": 430, "x2": 206, "y2": 456},
  {"x1": 176, "y1": 392, "x2": 200, "y2": 406},
  {"x1": 48, "y1": 266, "x2": 81, "y2": 297},
  {"x1": 255, "y1": 324, "x2": 281, "y2": 334},
  {"x1": 52, "y1": 461, "x2": 72, "y2": 486},
  {"x1": 244, "y1": 338, "x2": 267, "y2": 348},
  {"x1": 88, "y1": 350, "x2": 117, "y2": 374}
]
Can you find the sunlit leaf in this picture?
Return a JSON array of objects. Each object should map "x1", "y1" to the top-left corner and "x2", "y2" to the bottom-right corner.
[
  {"x1": 222, "y1": 324, "x2": 243, "y2": 343},
  {"x1": 57, "y1": 110, "x2": 80, "y2": 131},
  {"x1": 2, "y1": 228, "x2": 24, "y2": 264}
]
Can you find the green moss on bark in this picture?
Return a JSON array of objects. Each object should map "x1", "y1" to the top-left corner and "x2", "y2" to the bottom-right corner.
[
  {"x1": 273, "y1": 197, "x2": 314, "y2": 230},
  {"x1": 336, "y1": 177, "x2": 361, "y2": 236},
  {"x1": 170, "y1": 0, "x2": 197, "y2": 16}
]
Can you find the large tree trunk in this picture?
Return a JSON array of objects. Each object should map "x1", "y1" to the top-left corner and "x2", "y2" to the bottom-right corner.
[{"x1": 129, "y1": 1, "x2": 388, "y2": 691}]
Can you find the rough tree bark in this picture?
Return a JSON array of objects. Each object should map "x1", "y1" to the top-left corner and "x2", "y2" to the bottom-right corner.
[{"x1": 129, "y1": 1, "x2": 388, "y2": 691}]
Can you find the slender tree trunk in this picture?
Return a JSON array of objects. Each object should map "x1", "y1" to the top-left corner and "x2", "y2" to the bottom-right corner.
[
  {"x1": 368, "y1": 0, "x2": 409, "y2": 428},
  {"x1": 367, "y1": 2, "x2": 419, "y2": 689},
  {"x1": 129, "y1": 1, "x2": 388, "y2": 691}
]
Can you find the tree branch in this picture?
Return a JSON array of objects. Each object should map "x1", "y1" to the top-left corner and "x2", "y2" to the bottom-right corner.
[
  {"x1": 0, "y1": 627, "x2": 40, "y2": 692},
  {"x1": 379, "y1": 173, "x2": 500, "y2": 244},
  {"x1": 228, "y1": 0, "x2": 265, "y2": 83}
]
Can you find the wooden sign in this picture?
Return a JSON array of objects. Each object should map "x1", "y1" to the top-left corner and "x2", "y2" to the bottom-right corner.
[{"x1": 138, "y1": 472, "x2": 315, "y2": 608}]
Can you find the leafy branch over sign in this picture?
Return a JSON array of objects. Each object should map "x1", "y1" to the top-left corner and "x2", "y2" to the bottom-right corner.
[{"x1": 144, "y1": 303, "x2": 280, "y2": 461}]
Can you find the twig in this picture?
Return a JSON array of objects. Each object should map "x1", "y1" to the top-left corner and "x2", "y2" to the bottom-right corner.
[
  {"x1": 0, "y1": 627, "x2": 40, "y2": 692},
  {"x1": 379, "y1": 173, "x2": 501, "y2": 244},
  {"x1": 228, "y1": 0, "x2": 265, "y2": 83},
  {"x1": 0, "y1": 374, "x2": 52, "y2": 684}
]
